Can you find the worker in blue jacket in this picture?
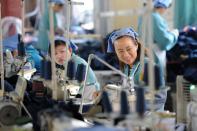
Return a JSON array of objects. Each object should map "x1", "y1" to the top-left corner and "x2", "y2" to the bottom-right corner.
[
  {"x1": 37, "y1": 0, "x2": 65, "y2": 52},
  {"x1": 152, "y1": 0, "x2": 179, "y2": 76},
  {"x1": 51, "y1": 36, "x2": 100, "y2": 92},
  {"x1": 138, "y1": 0, "x2": 179, "y2": 77}
]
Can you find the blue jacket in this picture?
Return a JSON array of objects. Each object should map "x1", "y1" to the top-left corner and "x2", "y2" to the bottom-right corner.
[
  {"x1": 152, "y1": 12, "x2": 178, "y2": 51},
  {"x1": 152, "y1": 12, "x2": 178, "y2": 76}
]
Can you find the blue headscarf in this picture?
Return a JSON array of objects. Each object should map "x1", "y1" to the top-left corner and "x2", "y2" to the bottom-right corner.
[
  {"x1": 107, "y1": 27, "x2": 138, "y2": 53},
  {"x1": 49, "y1": 0, "x2": 65, "y2": 5},
  {"x1": 153, "y1": 0, "x2": 172, "y2": 8},
  {"x1": 54, "y1": 36, "x2": 78, "y2": 52}
]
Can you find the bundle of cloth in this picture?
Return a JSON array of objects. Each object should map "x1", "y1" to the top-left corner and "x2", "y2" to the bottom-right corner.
[{"x1": 167, "y1": 26, "x2": 197, "y2": 84}]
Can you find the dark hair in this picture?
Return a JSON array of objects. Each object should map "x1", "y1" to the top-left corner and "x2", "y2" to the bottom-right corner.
[
  {"x1": 57, "y1": 3, "x2": 64, "y2": 7},
  {"x1": 48, "y1": 40, "x2": 68, "y2": 55},
  {"x1": 54, "y1": 40, "x2": 67, "y2": 47},
  {"x1": 115, "y1": 36, "x2": 141, "y2": 71}
]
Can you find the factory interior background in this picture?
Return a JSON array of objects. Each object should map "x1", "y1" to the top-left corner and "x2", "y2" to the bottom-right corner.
[{"x1": 0, "y1": 0, "x2": 197, "y2": 130}]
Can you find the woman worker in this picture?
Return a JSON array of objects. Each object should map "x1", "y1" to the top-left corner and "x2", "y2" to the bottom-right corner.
[
  {"x1": 37, "y1": 0, "x2": 65, "y2": 53},
  {"x1": 138, "y1": 0, "x2": 179, "y2": 78},
  {"x1": 152, "y1": 0, "x2": 179, "y2": 76},
  {"x1": 107, "y1": 27, "x2": 167, "y2": 111}
]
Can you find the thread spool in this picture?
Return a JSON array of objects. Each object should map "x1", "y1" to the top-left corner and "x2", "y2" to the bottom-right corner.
[
  {"x1": 44, "y1": 60, "x2": 52, "y2": 80},
  {"x1": 17, "y1": 34, "x2": 25, "y2": 56},
  {"x1": 143, "y1": 63, "x2": 162, "y2": 90},
  {"x1": 136, "y1": 86, "x2": 145, "y2": 117},
  {"x1": 67, "y1": 60, "x2": 76, "y2": 80},
  {"x1": 75, "y1": 63, "x2": 86, "y2": 82},
  {"x1": 143, "y1": 63, "x2": 148, "y2": 85},
  {"x1": 120, "y1": 90, "x2": 130, "y2": 115},
  {"x1": 17, "y1": 41, "x2": 25, "y2": 57},
  {"x1": 40, "y1": 59, "x2": 45, "y2": 78},
  {"x1": 102, "y1": 91, "x2": 113, "y2": 113},
  {"x1": 154, "y1": 65, "x2": 162, "y2": 90}
]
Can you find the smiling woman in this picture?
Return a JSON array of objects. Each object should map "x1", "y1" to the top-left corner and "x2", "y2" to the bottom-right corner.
[
  {"x1": 107, "y1": 27, "x2": 167, "y2": 111},
  {"x1": 114, "y1": 36, "x2": 139, "y2": 69},
  {"x1": 107, "y1": 28, "x2": 141, "y2": 72}
]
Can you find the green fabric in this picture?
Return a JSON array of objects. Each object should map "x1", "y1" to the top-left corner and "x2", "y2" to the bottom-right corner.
[
  {"x1": 36, "y1": 0, "x2": 58, "y2": 52},
  {"x1": 174, "y1": 0, "x2": 197, "y2": 29},
  {"x1": 71, "y1": 54, "x2": 100, "y2": 91}
]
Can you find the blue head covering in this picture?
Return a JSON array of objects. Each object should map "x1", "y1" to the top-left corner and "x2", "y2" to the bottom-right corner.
[
  {"x1": 153, "y1": 0, "x2": 172, "y2": 8},
  {"x1": 49, "y1": 0, "x2": 65, "y2": 5},
  {"x1": 107, "y1": 27, "x2": 138, "y2": 53},
  {"x1": 54, "y1": 36, "x2": 78, "y2": 52}
]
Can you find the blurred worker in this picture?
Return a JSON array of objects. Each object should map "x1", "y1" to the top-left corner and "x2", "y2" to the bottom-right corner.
[
  {"x1": 138, "y1": 0, "x2": 179, "y2": 78},
  {"x1": 107, "y1": 27, "x2": 167, "y2": 111},
  {"x1": 52, "y1": 36, "x2": 100, "y2": 91},
  {"x1": 152, "y1": 0, "x2": 179, "y2": 76},
  {"x1": 37, "y1": 0, "x2": 65, "y2": 53}
]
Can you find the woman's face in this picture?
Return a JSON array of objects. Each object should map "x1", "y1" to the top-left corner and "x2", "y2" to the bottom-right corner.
[
  {"x1": 114, "y1": 36, "x2": 138, "y2": 67},
  {"x1": 55, "y1": 45, "x2": 71, "y2": 65}
]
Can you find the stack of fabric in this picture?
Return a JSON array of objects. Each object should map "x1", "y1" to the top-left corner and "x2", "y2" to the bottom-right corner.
[{"x1": 167, "y1": 26, "x2": 197, "y2": 84}]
